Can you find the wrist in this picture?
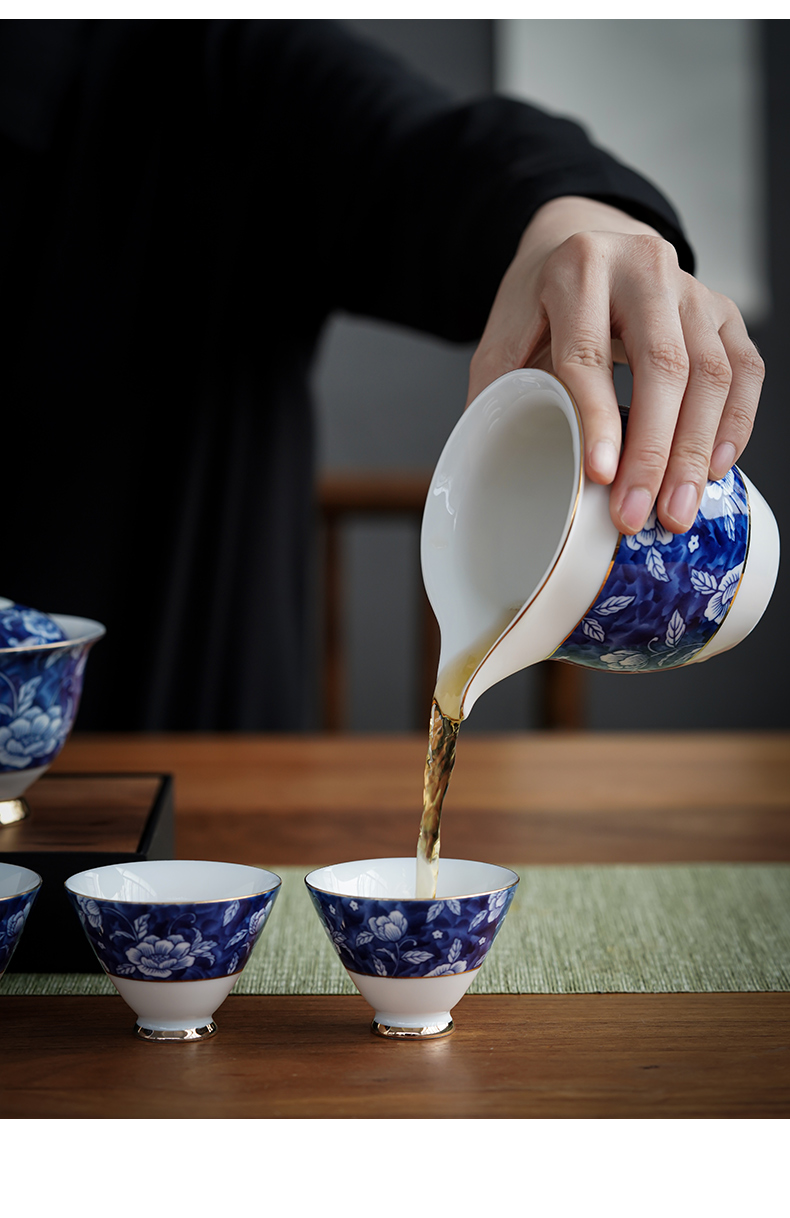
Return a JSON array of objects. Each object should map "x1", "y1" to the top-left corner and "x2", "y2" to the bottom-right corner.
[{"x1": 517, "y1": 195, "x2": 661, "y2": 263}]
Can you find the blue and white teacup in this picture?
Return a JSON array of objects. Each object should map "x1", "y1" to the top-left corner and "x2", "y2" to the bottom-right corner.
[
  {"x1": 0, "y1": 600, "x2": 105, "y2": 821},
  {"x1": 0, "y1": 861, "x2": 42, "y2": 979},
  {"x1": 306, "y1": 858, "x2": 519, "y2": 1038},
  {"x1": 422, "y1": 369, "x2": 780, "y2": 720},
  {"x1": 66, "y1": 860, "x2": 281, "y2": 1041}
]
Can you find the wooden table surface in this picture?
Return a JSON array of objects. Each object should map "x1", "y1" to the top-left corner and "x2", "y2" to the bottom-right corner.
[{"x1": 2, "y1": 730, "x2": 789, "y2": 1119}]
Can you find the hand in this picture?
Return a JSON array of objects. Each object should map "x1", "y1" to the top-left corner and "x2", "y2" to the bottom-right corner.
[{"x1": 467, "y1": 196, "x2": 764, "y2": 535}]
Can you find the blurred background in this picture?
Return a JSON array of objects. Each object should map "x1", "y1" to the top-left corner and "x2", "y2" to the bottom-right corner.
[{"x1": 312, "y1": 18, "x2": 789, "y2": 734}]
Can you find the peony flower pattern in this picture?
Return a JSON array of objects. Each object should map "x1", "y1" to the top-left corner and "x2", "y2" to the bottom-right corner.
[
  {"x1": 66, "y1": 883, "x2": 280, "y2": 982},
  {"x1": 0, "y1": 639, "x2": 92, "y2": 773},
  {"x1": 553, "y1": 466, "x2": 749, "y2": 672},
  {"x1": 306, "y1": 883, "x2": 518, "y2": 979}
]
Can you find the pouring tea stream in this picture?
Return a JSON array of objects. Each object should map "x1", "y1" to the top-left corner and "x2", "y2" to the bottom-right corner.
[{"x1": 415, "y1": 368, "x2": 780, "y2": 897}]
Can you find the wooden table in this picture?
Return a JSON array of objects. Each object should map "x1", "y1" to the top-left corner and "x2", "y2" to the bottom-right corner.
[{"x1": 2, "y1": 731, "x2": 789, "y2": 1119}]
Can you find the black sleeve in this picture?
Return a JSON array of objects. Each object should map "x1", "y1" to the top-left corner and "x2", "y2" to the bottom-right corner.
[{"x1": 221, "y1": 20, "x2": 695, "y2": 342}]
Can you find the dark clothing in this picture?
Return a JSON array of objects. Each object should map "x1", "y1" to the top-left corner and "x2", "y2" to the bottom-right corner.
[{"x1": 1, "y1": 20, "x2": 694, "y2": 729}]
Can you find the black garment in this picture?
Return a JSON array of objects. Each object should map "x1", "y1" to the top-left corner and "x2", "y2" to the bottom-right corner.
[{"x1": 2, "y1": 20, "x2": 694, "y2": 729}]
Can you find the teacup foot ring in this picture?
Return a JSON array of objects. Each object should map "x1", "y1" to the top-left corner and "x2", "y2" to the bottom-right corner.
[
  {"x1": 0, "y1": 798, "x2": 30, "y2": 828},
  {"x1": 371, "y1": 1017, "x2": 454, "y2": 1040},
  {"x1": 135, "y1": 1022, "x2": 217, "y2": 1042}
]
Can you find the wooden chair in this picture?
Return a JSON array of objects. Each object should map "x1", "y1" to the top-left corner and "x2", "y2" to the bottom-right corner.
[{"x1": 317, "y1": 471, "x2": 585, "y2": 731}]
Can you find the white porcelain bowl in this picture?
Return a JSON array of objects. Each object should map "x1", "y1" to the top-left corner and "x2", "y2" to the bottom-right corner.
[
  {"x1": 305, "y1": 858, "x2": 519, "y2": 1038},
  {"x1": 65, "y1": 860, "x2": 281, "y2": 1041}
]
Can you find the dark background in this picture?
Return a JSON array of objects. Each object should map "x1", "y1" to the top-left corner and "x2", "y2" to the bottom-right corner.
[{"x1": 312, "y1": 18, "x2": 789, "y2": 734}]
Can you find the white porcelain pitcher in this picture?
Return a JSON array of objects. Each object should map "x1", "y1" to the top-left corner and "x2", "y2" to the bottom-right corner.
[{"x1": 421, "y1": 369, "x2": 780, "y2": 721}]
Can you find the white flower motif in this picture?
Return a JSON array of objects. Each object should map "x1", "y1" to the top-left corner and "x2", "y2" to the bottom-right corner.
[
  {"x1": 600, "y1": 650, "x2": 649, "y2": 671},
  {"x1": 700, "y1": 470, "x2": 745, "y2": 531},
  {"x1": 368, "y1": 910, "x2": 408, "y2": 942},
  {"x1": 6, "y1": 903, "x2": 32, "y2": 940},
  {"x1": 425, "y1": 961, "x2": 467, "y2": 977},
  {"x1": 0, "y1": 704, "x2": 67, "y2": 769},
  {"x1": 625, "y1": 509, "x2": 672, "y2": 553},
  {"x1": 349, "y1": 900, "x2": 358, "y2": 911},
  {"x1": 125, "y1": 934, "x2": 196, "y2": 978},
  {"x1": 688, "y1": 535, "x2": 699, "y2": 553},
  {"x1": 432, "y1": 930, "x2": 443, "y2": 939},
  {"x1": 487, "y1": 891, "x2": 508, "y2": 922},
  {"x1": 705, "y1": 469, "x2": 735, "y2": 502},
  {"x1": 248, "y1": 901, "x2": 272, "y2": 939},
  {"x1": 77, "y1": 897, "x2": 103, "y2": 931},
  {"x1": 704, "y1": 565, "x2": 743, "y2": 624}
]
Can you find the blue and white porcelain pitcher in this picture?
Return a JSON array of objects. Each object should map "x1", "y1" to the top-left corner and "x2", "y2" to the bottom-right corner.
[{"x1": 421, "y1": 369, "x2": 780, "y2": 720}]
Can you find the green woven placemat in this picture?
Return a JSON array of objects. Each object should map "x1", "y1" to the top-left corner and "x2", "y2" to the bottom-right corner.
[{"x1": 2, "y1": 864, "x2": 788, "y2": 997}]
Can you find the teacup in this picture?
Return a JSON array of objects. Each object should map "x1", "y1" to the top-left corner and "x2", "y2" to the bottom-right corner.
[
  {"x1": 0, "y1": 605, "x2": 105, "y2": 824},
  {"x1": 0, "y1": 862, "x2": 42, "y2": 978},
  {"x1": 306, "y1": 858, "x2": 519, "y2": 1038},
  {"x1": 66, "y1": 860, "x2": 281, "y2": 1041},
  {"x1": 422, "y1": 369, "x2": 780, "y2": 719}
]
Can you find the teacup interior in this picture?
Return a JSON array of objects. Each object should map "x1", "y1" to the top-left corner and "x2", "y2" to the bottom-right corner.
[
  {"x1": 422, "y1": 371, "x2": 580, "y2": 685},
  {"x1": 306, "y1": 858, "x2": 518, "y2": 901},
  {"x1": 0, "y1": 861, "x2": 42, "y2": 899},
  {"x1": 66, "y1": 860, "x2": 279, "y2": 903}
]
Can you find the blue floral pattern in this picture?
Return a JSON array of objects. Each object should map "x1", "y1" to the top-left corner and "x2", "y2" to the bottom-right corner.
[
  {"x1": 0, "y1": 641, "x2": 93, "y2": 772},
  {"x1": 552, "y1": 467, "x2": 749, "y2": 671},
  {"x1": 0, "y1": 603, "x2": 67, "y2": 649},
  {"x1": 67, "y1": 886, "x2": 280, "y2": 981},
  {"x1": 0, "y1": 888, "x2": 39, "y2": 976},
  {"x1": 306, "y1": 884, "x2": 517, "y2": 979}
]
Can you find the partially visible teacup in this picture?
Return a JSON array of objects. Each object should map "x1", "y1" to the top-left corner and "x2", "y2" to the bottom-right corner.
[{"x1": 0, "y1": 862, "x2": 42, "y2": 978}]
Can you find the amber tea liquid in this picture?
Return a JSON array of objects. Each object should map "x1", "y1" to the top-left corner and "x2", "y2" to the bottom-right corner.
[{"x1": 416, "y1": 609, "x2": 520, "y2": 898}]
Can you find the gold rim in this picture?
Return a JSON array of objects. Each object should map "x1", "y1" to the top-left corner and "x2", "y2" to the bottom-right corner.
[
  {"x1": 348, "y1": 965, "x2": 481, "y2": 984},
  {"x1": 0, "y1": 861, "x2": 42, "y2": 899},
  {"x1": 0, "y1": 622, "x2": 105, "y2": 655},
  {"x1": 305, "y1": 862, "x2": 520, "y2": 902},
  {"x1": 548, "y1": 532, "x2": 624, "y2": 657},
  {"x1": 459, "y1": 371, "x2": 585, "y2": 717},
  {"x1": 111, "y1": 969, "x2": 244, "y2": 983},
  {"x1": 65, "y1": 862, "x2": 281, "y2": 905}
]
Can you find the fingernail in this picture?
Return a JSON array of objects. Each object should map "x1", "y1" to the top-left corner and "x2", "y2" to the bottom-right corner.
[
  {"x1": 710, "y1": 442, "x2": 736, "y2": 480},
  {"x1": 619, "y1": 488, "x2": 653, "y2": 534},
  {"x1": 589, "y1": 440, "x2": 619, "y2": 482},
  {"x1": 667, "y1": 482, "x2": 698, "y2": 530}
]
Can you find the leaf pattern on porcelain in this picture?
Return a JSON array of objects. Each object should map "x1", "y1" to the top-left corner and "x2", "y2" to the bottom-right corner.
[
  {"x1": 306, "y1": 883, "x2": 517, "y2": 979},
  {"x1": 553, "y1": 467, "x2": 749, "y2": 671},
  {"x1": 67, "y1": 886, "x2": 280, "y2": 981}
]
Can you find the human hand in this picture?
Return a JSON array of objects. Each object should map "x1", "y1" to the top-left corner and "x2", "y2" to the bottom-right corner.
[{"x1": 467, "y1": 196, "x2": 764, "y2": 535}]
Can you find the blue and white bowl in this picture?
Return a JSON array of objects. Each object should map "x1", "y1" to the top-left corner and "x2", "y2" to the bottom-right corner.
[
  {"x1": 0, "y1": 600, "x2": 105, "y2": 811},
  {"x1": 0, "y1": 862, "x2": 42, "y2": 978},
  {"x1": 66, "y1": 860, "x2": 281, "y2": 1041},
  {"x1": 306, "y1": 858, "x2": 519, "y2": 1038}
]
